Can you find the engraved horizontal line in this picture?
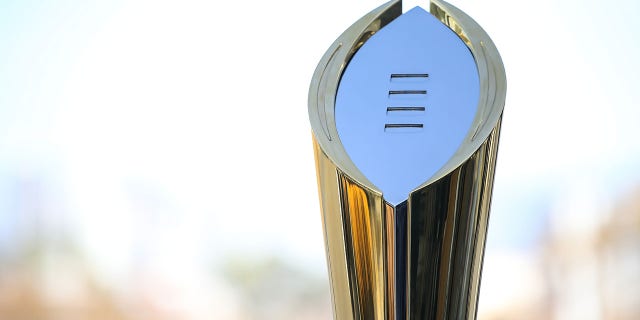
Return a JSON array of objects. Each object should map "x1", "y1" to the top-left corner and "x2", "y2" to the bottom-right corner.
[
  {"x1": 390, "y1": 73, "x2": 429, "y2": 78},
  {"x1": 384, "y1": 123, "x2": 424, "y2": 128},
  {"x1": 387, "y1": 106, "x2": 425, "y2": 112},
  {"x1": 388, "y1": 90, "x2": 427, "y2": 95}
]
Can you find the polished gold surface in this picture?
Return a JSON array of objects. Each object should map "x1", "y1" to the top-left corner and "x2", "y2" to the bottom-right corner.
[
  {"x1": 313, "y1": 138, "x2": 355, "y2": 320},
  {"x1": 384, "y1": 202, "x2": 396, "y2": 320},
  {"x1": 406, "y1": 119, "x2": 502, "y2": 319},
  {"x1": 313, "y1": 137, "x2": 394, "y2": 319},
  {"x1": 339, "y1": 175, "x2": 386, "y2": 319},
  {"x1": 309, "y1": 0, "x2": 506, "y2": 319}
]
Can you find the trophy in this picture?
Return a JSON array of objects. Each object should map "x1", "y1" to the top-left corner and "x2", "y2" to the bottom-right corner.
[{"x1": 308, "y1": 0, "x2": 506, "y2": 319}]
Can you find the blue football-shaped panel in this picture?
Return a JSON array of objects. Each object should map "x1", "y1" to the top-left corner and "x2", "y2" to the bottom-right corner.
[{"x1": 335, "y1": 6, "x2": 480, "y2": 205}]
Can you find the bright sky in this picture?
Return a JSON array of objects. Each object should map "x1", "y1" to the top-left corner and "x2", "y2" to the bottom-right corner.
[{"x1": 0, "y1": 0, "x2": 639, "y2": 313}]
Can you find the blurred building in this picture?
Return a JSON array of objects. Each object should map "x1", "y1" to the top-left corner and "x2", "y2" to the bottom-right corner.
[{"x1": 481, "y1": 184, "x2": 640, "y2": 320}]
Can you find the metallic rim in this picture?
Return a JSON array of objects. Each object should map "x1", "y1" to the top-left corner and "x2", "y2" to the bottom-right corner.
[{"x1": 307, "y1": 0, "x2": 506, "y2": 195}]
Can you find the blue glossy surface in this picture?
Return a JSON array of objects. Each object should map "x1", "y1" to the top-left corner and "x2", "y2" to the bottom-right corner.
[{"x1": 335, "y1": 7, "x2": 480, "y2": 205}]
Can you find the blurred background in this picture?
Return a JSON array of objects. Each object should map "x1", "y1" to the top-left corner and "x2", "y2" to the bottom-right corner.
[{"x1": 0, "y1": 0, "x2": 638, "y2": 319}]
